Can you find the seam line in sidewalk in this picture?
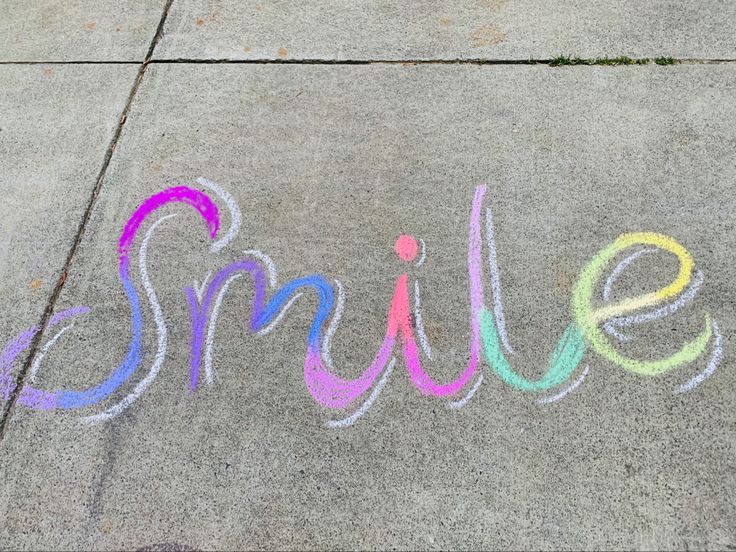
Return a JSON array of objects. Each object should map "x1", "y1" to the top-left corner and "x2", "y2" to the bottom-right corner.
[
  {"x1": 1, "y1": 58, "x2": 736, "y2": 66},
  {"x1": 0, "y1": 0, "x2": 176, "y2": 443},
  {"x1": 149, "y1": 57, "x2": 736, "y2": 65}
]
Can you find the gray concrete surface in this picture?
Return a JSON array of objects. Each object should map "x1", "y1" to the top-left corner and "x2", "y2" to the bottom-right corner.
[
  {"x1": 0, "y1": 64, "x2": 138, "y2": 402},
  {"x1": 0, "y1": 1, "x2": 168, "y2": 61},
  {"x1": 154, "y1": 0, "x2": 736, "y2": 61},
  {"x1": 0, "y1": 63, "x2": 734, "y2": 550}
]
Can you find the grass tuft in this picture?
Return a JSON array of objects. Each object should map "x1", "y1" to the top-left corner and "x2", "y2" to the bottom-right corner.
[
  {"x1": 655, "y1": 56, "x2": 677, "y2": 65},
  {"x1": 550, "y1": 55, "x2": 655, "y2": 67}
]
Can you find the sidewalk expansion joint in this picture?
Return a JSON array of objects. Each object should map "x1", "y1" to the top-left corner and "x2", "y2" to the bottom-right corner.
[
  {"x1": 0, "y1": 0, "x2": 176, "y2": 443},
  {"x1": 2, "y1": 57, "x2": 736, "y2": 66}
]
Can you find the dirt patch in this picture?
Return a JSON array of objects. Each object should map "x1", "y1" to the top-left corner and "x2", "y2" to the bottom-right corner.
[{"x1": 471, "y1": 24, "x2": 506, "y2": 47}]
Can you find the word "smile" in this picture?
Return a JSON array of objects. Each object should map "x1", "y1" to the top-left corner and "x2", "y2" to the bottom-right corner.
[{"x1": 0, "y1": 180, "x2": 721, "y2": 428}]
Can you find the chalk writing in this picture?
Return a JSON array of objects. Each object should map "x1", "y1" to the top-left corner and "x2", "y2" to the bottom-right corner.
[{"x1": 0, "y1": 181, "x2": 721, "y2": 427}]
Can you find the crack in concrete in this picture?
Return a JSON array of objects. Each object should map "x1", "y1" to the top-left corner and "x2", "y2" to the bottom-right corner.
[{"x1": 0, "y1": 0, "x2": 177, "y2": 444}]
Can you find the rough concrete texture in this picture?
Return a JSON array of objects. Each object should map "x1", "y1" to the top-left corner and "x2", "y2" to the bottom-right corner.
[
  {"x1": 0, "y1": 1, "x2": 168, "y2": 61},
  {"x1": 0, "y1": 64, "x2": 138, "y2": 401},
  {"x1": 154, "y1": 0, "x2": 736, "y2": 61},
  {"x1": 0, "y1": 63, "x2": 734, "y2": 550}
]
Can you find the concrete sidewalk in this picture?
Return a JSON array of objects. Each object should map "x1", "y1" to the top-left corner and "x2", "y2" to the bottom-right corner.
[{"x1": 0, "y1": 2, "x2": 735, "y2": 551}]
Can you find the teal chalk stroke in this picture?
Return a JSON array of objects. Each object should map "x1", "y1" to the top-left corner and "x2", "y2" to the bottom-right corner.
[{"x1": 479, "y1": 308, "x2": 585, "y2": 391}]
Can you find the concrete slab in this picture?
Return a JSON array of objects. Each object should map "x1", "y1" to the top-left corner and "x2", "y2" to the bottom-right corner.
[
  {"x1": 0, "y1": 64, "x2": 138, "y2": 412},
  {"x1": 154, "y1": 0, "x2": 736, "y2": 61},
  {"x1": 1, "y1": 64, "x2": 735, "y2": 550},
  {"x1": 0, "y1": 1, "x2": 167, "y2": 61}
]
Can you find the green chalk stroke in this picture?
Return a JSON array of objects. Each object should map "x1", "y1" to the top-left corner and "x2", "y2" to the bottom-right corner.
[{"x1": 479, "y1": 308, "x2": 585, "y2": 391}]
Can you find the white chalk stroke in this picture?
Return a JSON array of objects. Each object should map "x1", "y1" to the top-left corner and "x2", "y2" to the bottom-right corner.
[
  {"x1": 674, "y1": 320, "x2": 722, "y2": 394},
  {"x1": 82, "y1": 214, "x2": 176, "y2": 424},
  {"x1": 321, "y1": 279, "x2": 345, "y2": 372},
  {"x1": 197, "y1": 177, "x2": 242, "y2": 254},
  {"x1": 205, "y1": 274, "x2": 243, "y2": 385},
  {"x1": 447, "y1": 374, "x2": 484, "y2": 410},
  {"x1": 325, "y1": 358, "x2": 396, "y2": 428},
  {"x1": 0, "y1": 180, "x2": 722, "y2": 429},
  {"x1": 536, "y1": 366, "x2": 590, "y2": 405},
  {"x1": 414, "y1": 280, "x2": 432, "y2": 360},
  {"x1": 29, "y1": 325, "x2": 75, "y2": 383}
]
